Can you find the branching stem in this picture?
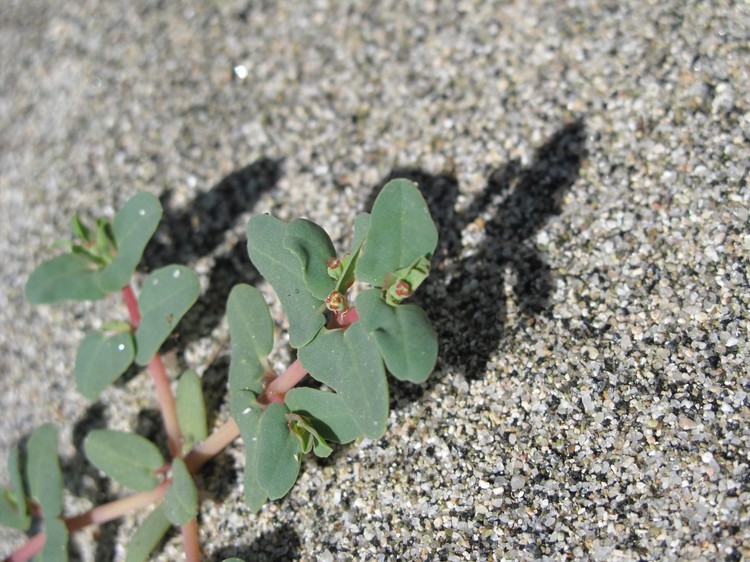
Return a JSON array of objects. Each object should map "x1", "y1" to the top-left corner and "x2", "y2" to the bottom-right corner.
[
  {"x1": 184, "y1": 418, "x2": 240, "y2": 474},
  {"x1": 260, "y1": 359, "x2": 308, "y2": 404}
]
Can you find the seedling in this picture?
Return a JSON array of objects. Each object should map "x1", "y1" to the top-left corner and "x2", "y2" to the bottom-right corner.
[{"x1": 2, "y1": 179, "x2": 438, "y2": 561}]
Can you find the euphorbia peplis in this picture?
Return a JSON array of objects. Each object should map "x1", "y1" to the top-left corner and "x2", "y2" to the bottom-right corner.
[{"x1": 2, "y1": 179, "x2": 438, "y2": 561}]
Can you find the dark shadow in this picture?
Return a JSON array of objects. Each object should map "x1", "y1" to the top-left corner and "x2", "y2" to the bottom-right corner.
[
  {"x1": 142, "y1": 157, "x2": 282, "y2": 349},
  {"x1": 143, "y1": 157, "x2": 283, "y2": 269},
  {"x1": 212, "y1": 524, "x2": 302, "y2": 561},
  {"x1": 193, "y1": 448, "x2": 238, "y2": 504},
  {"x1": 377, "y1": 120, "x2": 587, "y2": 381},
  {"x1": 67, "y1": 404, "x2": 119, "y2": 562},
  {"x1": 134, "y1": 408, "x2": 170, "y2": 461}
]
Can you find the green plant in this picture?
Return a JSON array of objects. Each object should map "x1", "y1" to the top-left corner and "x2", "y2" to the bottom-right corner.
[{"x1": 2, "y1": 179, "x2": 438, "y2": 561}]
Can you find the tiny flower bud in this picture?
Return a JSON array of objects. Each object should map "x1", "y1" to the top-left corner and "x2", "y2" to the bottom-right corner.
[
  {"x1": 327, "y1": 257, "x2": 344, "y2": 280},
  {"x1": 394, "y1": 280, "x2": 412, "y2": 298},
  {"x1": 325, "y1": 290, "x2": 346, "y2": 312}
]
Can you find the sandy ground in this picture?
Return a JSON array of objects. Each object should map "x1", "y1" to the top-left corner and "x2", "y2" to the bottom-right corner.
[{"x1": 1, "y1": 1, "x2": 748, "y2": 560}]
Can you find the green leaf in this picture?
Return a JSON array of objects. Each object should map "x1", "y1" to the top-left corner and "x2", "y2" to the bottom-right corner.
[
  {"x1": 84, "y1": 430, "x2": 164, "y2": 491},
  {"x1": 229, "y1": 391, "x2": 267, "y2": 512},
  {"x1": 74, "y1": 330, "x2": 135, "y2": 401},
  {"x1": 163, "y1": 458, "x2": 198, "y2": 526},
  {"x1": 221, "y1": 559, "x2": 247, "y2": 562},
  {"x1": 0, "y1": 446, "x2": 30, "y2": 529},
  {"x1": 355, "y1": 179, "x2": 438, "y2": 286},
  {"x1": 246, "y1": 215, "x2": 326, "y2": 348},
  {"x1": 134, "y1": 265, "x2": 200, "y2": 365},
  {"x1": 125, "y1": 505, "x2": 171, "y2": 562},
  {"x1": 36, "y1": 517, "x2": 68, "y2": 562},
  {"x1": 26, "y1": 424, "x2": 63, "y2": 518},
  {"x1": 286, "y1": 414, "x2": 334, "y2": 458},
  {"x1": 176, "y1": 371, "x2": 207, "y2": 449},
  {"x1": 283, "y1": 219, "x2": 336, "y2": 299},
  {"x1": 25, "y1": 253, "x2": 109, "y2": 304},
  {"x1": 284, "y1": 388, "x2": 361, "y2": 444},
  {"x1": 70, "y1": 214, "x2": 92, "y2": 243},
  {"x1": 298, "y1": 323, "x2": 389, "y2": 439},
  {"x1": 352, "y1": 212, "x2": 371, "y2": 251},
  {"x1": 256, "y1": 403, "x2": 301, "y2": 500},
  {"x1": 334, "y1": 212, "x2": 370, "y2": 294},
  {"x1": 98, "y1": 191, "x2": 162, "y2": 292},
  {"x1": 356, "y1": 289, "x2": 438, "y2": 383},
  {"x1": 227, "y1": 284, "x2": 274, "y2": 394}
]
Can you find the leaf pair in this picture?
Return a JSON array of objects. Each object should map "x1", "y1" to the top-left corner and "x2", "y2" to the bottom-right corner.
[
  {"x1": 246, "y1": 216, "x2": 337, "y2": 348},
  {"x1": 73, "y1": 264, "x2": 200, "y2": 400},
  {"x1": 227, "y1": 285, "x2": 363, "y2": 511},
  {"x1": 84, "y1": 429, "x2": 200, "y2": 559},
  {"x1": 0, "y1": 425, "x2": 68, "y2": 560},
  {"x1": 25, "y1": 192, "x2": 162, "y2": 304}
]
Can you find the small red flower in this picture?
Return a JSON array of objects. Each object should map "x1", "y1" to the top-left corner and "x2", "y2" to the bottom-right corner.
[{"x1": 394, "y1": 280, "x2": 412, "y2": 298}]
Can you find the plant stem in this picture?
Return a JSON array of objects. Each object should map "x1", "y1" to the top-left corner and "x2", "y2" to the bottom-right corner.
[
  {"x1": 66, "y1": 482, "x2": 169, "y2": 531},
  {"x1": 184, "y1": 418, "x2": 240, "y2": 474},
  {"x1": 121, "y1": 285, "x2": 141, "y2": 329},
  {"x1": 3, "y1": 533, "x2": 44, "y2": 562},
  {"x1": 122, "y1": 284, "x2": 183, "y2": 457},
  {"x1": 182, "y1": 519, "x2": 201, "y2": 562},
  {"x1": 148, "y1": 354, "x2": 184, "y2": 458},
  {"x1": 4, "y1": 484, "x2": 169, "y2": 562},
  {"x1": 260, "y1": 359, "x2": 308, "y2": 404}
]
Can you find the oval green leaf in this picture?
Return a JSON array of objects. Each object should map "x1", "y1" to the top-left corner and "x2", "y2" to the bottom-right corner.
[
  {"x1": 75, "y1": 330, "x2": 135, "y2": 401},
  {"x1": 0, "y1": 446, "x2": 30, "y2": 529},
  {"x1": 125, "y1": 505, "x2": 171, "y2": 562},
  {"x1": 134, "y1": 265, "x2": 200, "y2": 365},
  {"x1": 25, "y1": 253, "x2": 109, "y2": 304},
  {"x1": 298, "y1": 323, "x2": 389, "y2": 439},
  {"x1": 163, "y1": 458, "x2": 198, "y2": 526},
  {"x1": 284, "y1": 388, "x2": 362, "y2": 444},
  {"x1": 356, "y1": 289, "x2": 438, "y2": 383},
  {"x1": 257, "y1": 402, "x2": 301, "y2": 500},
  {"x1": 97, "y1": 192, "x2": 162, "y2": 292},
  {"x1": 283, "y1": 218, "x2": 336, "y2": 299},
  {"x1": 38, "y1": 517, "x2": 69, "y2": 562},
  {"x1": 229, "y1": 391, "x2": 267, "y2": 512},
  {"x1": 26, "y1": 423, "x2": 63, "y2": 518},
  {"x1": 176, "y1": 370, "x2": 207, "y2": 448},
  {"x1": 355, "y1": 179, "x2": 438, "y2": 286},
  {"x1": 84, "y1": 430, "x2": 164, "y2": 491},
  {"x1": 227, "y1": 284, "x2": 274, "y2": 394},
  {"x1": 247, "y1": 215, "x2": 326, "y2": 348}
]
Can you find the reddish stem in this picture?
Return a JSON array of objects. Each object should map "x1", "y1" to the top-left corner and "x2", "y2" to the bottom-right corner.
[
  {"x1": 148, "y1": 354, "x2": 184, "y2": 458},
  {"x1": 181, "y1": 519, "x2": 201, "y2": 562},
  {"x1": 121, "y1": 285, "x2": 141, "y2": 329},
  {"x1": 259, "y1": 360, "x2": 308, "y2": 404},
  {"x1": 184, "y1": 418, "x2": 240, "y2": 474},
  {"x1": 122, "y1": 284, "x2": 184, "y2": 458},
  {"x1": 4, "y1": 484, "x2": 169, "y2": 562},
  {"x1": 3, "y1": 534, "x2": 44, "y2": 562}
]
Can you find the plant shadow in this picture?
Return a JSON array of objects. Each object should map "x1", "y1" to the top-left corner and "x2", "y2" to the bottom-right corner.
[
  {"x1": 373, "y1": 120, "x2": 588, "y2": 389},
  {"x1": 141, "y1": 157, "x2": 283, "y2": 350},
  {"x1": 212, "y1": 523, "x2": 302, "y2": 561}
]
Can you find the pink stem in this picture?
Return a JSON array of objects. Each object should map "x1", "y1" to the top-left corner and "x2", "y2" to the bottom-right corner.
[
  {"x1": 181, "y1": 519, "x2": 201, "y2": 562},
  {"x1": 148, "y1": 354, "x2": 184, "y2": 458},
  {"x1": 3, "y1": 533, "x2": 44, "y2": 562},
  {"x1": 122, "y1": 284, "x2": 183, "y2": 457},
  {"x1": 260, "y1": 360, "x2": 308, "y2": 404},
  {"x1": 121, "y1": 285, "x2": 141, "y2": 329},
  {"x1": 184, "y1": 418, "x2": 240, "y2": 474},
  {"x1": 4, "y1": 484, "x2": 169, "y2": 562}
]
